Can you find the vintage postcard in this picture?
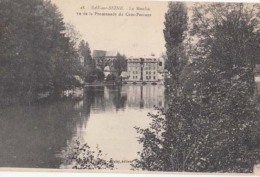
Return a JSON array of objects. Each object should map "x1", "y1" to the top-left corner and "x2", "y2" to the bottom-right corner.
[{"x1": 0, "y1": 0, "x2": 260, "y2": 175}]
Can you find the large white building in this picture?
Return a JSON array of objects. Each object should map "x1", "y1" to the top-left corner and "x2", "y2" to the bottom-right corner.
[{"x1": 127, "y1": 56, "x2": 163, "y2": 83}]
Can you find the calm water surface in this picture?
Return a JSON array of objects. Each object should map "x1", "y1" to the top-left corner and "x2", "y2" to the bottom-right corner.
[{"x1": 0, "y1": 85, "x2": 166, "y2": 170}]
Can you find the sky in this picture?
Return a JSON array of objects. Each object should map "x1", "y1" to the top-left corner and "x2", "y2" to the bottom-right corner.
[{"x1": 51, "y1": 0, "x2": 168, "y2": 57}]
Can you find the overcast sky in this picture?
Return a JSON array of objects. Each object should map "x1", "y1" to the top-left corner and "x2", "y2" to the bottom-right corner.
[{"x1": 51, "y1": 0, "x2": 168, "y2": 57}]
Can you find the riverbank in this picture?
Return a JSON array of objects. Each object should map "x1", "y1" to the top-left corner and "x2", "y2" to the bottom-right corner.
[{"x1": 85, "y1": 81, "x2": 164, "y2": 87}]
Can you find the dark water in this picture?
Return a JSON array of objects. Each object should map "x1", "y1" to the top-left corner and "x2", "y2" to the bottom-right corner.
[{"x1": 0, "y1": 85, "x2": 166, "y2": 169}]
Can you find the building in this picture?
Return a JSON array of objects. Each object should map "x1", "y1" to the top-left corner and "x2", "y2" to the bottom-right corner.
[
  {"x1": 92, "y1": 50, "x2": 118, "y2": 78},
  {"x1": 127, "y1": 56, "x2": 163, "y2": 83},
  {"x1": 93, "y1": 50, "x2": 118, "y2": 70},
  {"x1": 120, "y1": 71, "x2": 129, "y2": 81}
]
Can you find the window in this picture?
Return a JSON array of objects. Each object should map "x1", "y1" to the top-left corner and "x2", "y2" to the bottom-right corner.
[{"x1": 154, "y1": 76, "x2": 156, "y2": 79}]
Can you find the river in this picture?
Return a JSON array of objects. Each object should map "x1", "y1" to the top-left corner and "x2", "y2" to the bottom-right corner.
[{"x1": 0, "y1": 84, "x2": 166, "y2": 170}]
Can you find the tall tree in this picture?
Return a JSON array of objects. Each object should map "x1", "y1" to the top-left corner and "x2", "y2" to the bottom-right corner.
[
  {"x1": 78, "y1": 40, "x2": 94, "y2": 69},
  {"x1": 113, "y1": 53, "x2": 127, "y2": 76},
  {"x1": 0, "y1": 0, "x2": 84, "y2": 102},
  {"x1": 133, "y1": 3, "x2": 260, "y2": 173},
  {"x1": 163, "y1": 2, "x2": 188, "y2": 92}
]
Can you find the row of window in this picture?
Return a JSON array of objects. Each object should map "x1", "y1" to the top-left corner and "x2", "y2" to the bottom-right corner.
[
  {"x1": 146, "y1": 76, "x2": 156, "y2": 80},
  {"x1": 128, "y1": 67, "x2": 157, "y2": 70},
  {"x1": 144, "y1": 67, "x2": 157, "y2": 70},
  {"x1": 129, "y1": 71, "x2": 156, "y2": 74},
  {"x1": 131, "y1": 71, "x2": 157, "y2": 74},
  {"x1": 145, "y1": 71, "x2": 156, "y2": 74},
  {"x1": 128, "y1": 58, "x2": 157, "y2": 62},
  {"x1": 128, "y1": 62, "x2": 158, "y2": 66},
  {"x1": 131, "y1": 76, "x2": 157, "y2": 80}
]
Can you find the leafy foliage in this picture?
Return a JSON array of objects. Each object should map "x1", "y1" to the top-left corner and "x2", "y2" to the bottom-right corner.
[
  {"x1": 113, "y1": 53, "x2": 127, "y2": 76},
  {"x1": 106, "y1": 74, "x2": 117, "y2": 82},
  {"x1": 133, "y1": 2, "x2": 260, "y2": 173},
  {"x1": 0, "y1": 0, "x2": 85, "y2": 102},
  {"x1": 163, "y1": 2, "x2": 188, "y2": 91},
  {"x1": 78, "y1": 40, "x2": 94, "y2": 68},
  {"x1": 61, "y1": 140, "x2": 114, "y2": 170},
  {"x1": 85, "y1": 68, "x2": 105, "y2": 83}
]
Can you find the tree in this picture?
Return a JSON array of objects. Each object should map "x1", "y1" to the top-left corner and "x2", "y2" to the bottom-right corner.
[
  {"x1": 113, "y1": 53, "x2": 127, "y2": 76},
  {"x1": 0, "y1": 0, "x2": 84, "y2": 102},
  {"x1": 163, "y1": 2, "x2": 188, "y2": 93},
  {"x1": 133, "y1": 59, "x2": 260, "y2": 173},
  {"x1": 133, "y1": 3, "x2": 260, "y2": 173},
  {"x1": 78, "y1": 40, "x2": 94, "y2": 69},
  {"x1": 85, "y1": 68, "x2": 104, "y2": 83},
  {"x1": 64, "y1": 22, "x2": 82, "y2": 48},
  {"x1": 191, "y1": 3, "x2": 260, "y2": 95},
  {"x1": 106, "y1": 73, "x2": 116, "y2": 82}
]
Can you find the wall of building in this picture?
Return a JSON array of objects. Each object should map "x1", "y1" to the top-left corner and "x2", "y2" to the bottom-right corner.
[
  {"x1": 127, "y1": 58, "x2": 160, "y2": 82},
  {"x1": 127, "y1": 59, "x2": 142, "y2": 81},
  {"x1": 143, "y1": 59, "x2": 158, "y2": 82}
]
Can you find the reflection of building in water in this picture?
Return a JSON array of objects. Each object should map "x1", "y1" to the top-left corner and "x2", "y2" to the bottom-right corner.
[
  {"x1": 84, "y1": 86, "x2": 107, "y2": 113},
  {"x1": 104, "y1": 86, "x2": 128, "y2": 111},
  {"x1": 84, "y1": 86, "x2": 128, "y2": 113},
  {"x1": 126, "y1": 85, "x2": 165, "y2": 109},
  {"x1": 83, "y1": 85, "x2": 165, "y2": 112}
]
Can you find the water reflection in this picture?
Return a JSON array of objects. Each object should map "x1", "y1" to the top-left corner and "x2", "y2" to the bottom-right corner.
[
  {"x1": 0, "y1": 101, "x2": 85, "y2": 168},
  {"x1": 61, "y1": 85, "x2": 165, "y2": 170},
  {"x1": 0, "y1": 85, "x2": 165, "y2": 170},
  {"x1": 126, "y1": 85, "x2": 164, "y2": 109}
]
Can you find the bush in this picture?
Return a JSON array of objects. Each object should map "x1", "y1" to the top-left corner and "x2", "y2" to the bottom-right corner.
[
  {"x1": 61, "y1": 140, "x2": 114, "y2": 170},
  {"x1": 85, "y1": 69, "x2": 105, "y2": 83},
  {"x1": 106, "y1": 74, "x2": 116, "y2": 82}
]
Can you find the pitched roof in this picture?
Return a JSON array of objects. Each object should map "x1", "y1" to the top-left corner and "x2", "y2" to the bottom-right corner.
[
  {"x1": 93, "y1": 50, "x2": 106, "y2": 58},
  {"x1": 106, "y1": 51, "x2": 118, "y2": 57}
]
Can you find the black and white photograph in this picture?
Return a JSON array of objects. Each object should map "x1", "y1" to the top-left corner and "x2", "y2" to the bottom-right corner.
[{"x1": 0, "y1": 0, "x2": 260, "y2": 175}]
